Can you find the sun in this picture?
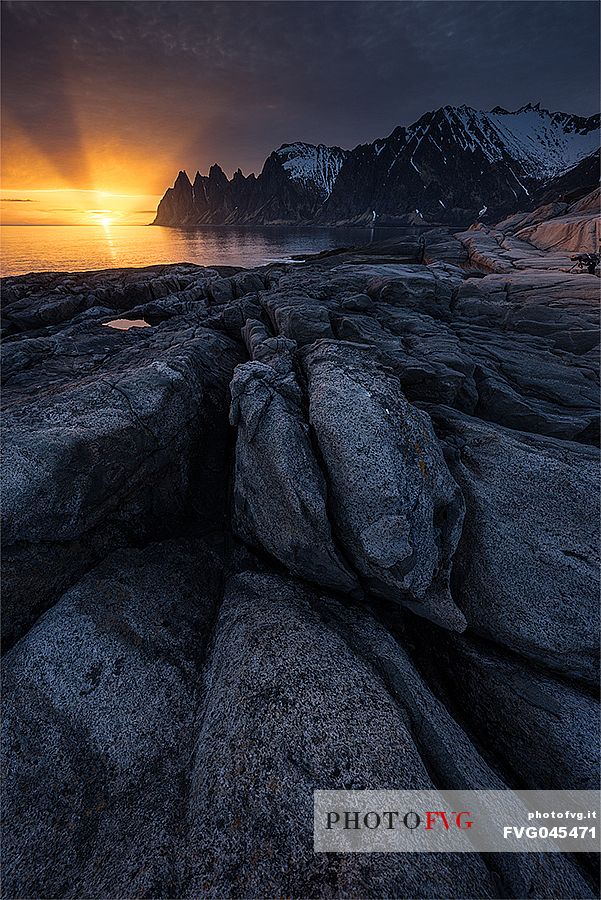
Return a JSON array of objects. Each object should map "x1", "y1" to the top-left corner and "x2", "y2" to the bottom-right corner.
[{"x1": 86, "y1": 208, "x2": 117, "y2": 228}]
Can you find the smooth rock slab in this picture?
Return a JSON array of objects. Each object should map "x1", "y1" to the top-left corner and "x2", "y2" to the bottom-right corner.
[
  {"x1": 185, "y1": 571, "x2": 592, "y2": 899},
  {"x1": 1, "y1": 540, "x2": 220, "y2": 900},
  {"x1": 1, "y1": 264, "x2": 217, "y2": 335},
  {"x1": 185, "y1": 571, "x2": 491, "y2": 899},
  {"x1": 302, "y1": 341, "x2": 466, "y2": 631},
  {"x1": 407, "y1": 620, "x2": 600, "y2": 792},
  {"x1": 430, "y1": 406, "x2": 600, "y2": 685},
  {"x1": 1, "y1": 314, "x2": 242, "y2": 648}
]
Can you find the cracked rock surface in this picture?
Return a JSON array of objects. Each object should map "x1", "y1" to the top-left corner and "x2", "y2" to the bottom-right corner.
[{"x1": 2, "y1": 198, "x2": 599, "y2": 899}]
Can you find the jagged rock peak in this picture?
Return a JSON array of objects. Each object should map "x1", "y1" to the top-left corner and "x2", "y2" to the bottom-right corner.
[
  {"x1": 174, "y1": 170, "x2": 192, "y2": 187},
  {"x1": 208, "y1": 163, "x2": 227, "y2": 179},
  {"x1": 517, "y1": 101, "x2": 542, "y2": 112}
]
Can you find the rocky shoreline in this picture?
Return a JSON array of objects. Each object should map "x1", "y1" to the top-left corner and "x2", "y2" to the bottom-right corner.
[{"x1": 2, "y1": 193, "x2": 599, "y2": 898}]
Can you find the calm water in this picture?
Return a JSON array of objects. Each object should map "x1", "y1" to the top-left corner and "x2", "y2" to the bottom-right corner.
[{"x1": 0, "y1": 225, "x2": 413, "y2": 277}]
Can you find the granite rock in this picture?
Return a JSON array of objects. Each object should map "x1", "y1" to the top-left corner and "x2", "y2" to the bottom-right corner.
[{"x1": 1, "y1": 207, "x2": 599, "y2": 898}]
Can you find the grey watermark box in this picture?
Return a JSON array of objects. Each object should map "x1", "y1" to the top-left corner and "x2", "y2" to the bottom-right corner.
[{"x1": 314, "y1": 790, "x2": 600, "y2": 853}]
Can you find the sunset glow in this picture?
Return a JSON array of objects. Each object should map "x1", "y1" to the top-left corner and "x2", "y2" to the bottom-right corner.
[
  {"x1": 1, "y1": 84, "x2": 187, "y2": 225},
  {"x1": 0, "y1": 188, "x2": 161, "y2": 226},
  {"x1": 3, "y1": 2, "x2": 598, "y2": 229}
]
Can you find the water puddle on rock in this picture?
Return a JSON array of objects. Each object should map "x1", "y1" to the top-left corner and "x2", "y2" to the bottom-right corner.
[{"x1": 103, "y1": 318, "x2": 151, "y2": 331}]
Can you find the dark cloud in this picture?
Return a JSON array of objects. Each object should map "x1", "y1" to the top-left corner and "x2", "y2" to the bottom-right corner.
[
  {"x1": 2, "y1": 1, "x2": 599, "y2": 189},
  {"x1": 1, "y1": 198, "x2": 33, "y2": 202}
]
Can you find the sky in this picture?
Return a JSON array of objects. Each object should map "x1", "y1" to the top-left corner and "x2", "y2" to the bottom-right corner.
[{"x1": 1, "y1": 0, "x2": 599, "y2": 225}]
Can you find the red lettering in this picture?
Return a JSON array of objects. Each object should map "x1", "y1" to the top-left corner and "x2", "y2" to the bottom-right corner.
[{"x1": 425, "y1": 811, "x2": 450, "y2": 830}]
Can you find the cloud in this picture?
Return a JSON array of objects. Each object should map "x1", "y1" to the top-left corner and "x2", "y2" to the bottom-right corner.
[{"x1": 1, "y1": 198, "x2": 33, "y2": 202}]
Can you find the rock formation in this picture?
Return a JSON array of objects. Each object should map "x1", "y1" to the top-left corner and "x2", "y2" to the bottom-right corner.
[
  {"x1": 2, "y1": 193, "x2": 599, "y2": 898},
  {"x1": 153, "y1": 104, "x2": 599, "y2": 226}
]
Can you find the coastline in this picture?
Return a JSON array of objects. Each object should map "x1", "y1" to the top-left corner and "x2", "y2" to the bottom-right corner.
[{"x1": 2, "y1": 202, "x2": 599, "y2": 898}]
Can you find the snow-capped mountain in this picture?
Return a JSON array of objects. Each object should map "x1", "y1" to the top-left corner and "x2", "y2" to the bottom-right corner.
[
  {"x1": 401, "y1": 104, "x2": 598, "y2": 179},
  {"x1": 153, "y1": 104, "x2": 599, "y2": 226},
  {"x1": 322, "y1": 103, "x2": 599, "y2": 224}
]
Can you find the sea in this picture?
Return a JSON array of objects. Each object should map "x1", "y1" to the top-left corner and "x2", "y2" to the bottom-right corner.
[{"x1": 0, "y1": 224, "x2": 418, "y2": 277}]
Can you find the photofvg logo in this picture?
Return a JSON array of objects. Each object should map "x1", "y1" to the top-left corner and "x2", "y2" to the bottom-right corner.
[
  {"x1": 325, "y1": 808, "x2": 474, "y2": 832},
  {"x1": 314, "y1": 790, "x2": 600, "y2": 853}
]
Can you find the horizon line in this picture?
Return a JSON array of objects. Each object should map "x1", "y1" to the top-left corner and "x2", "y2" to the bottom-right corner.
[{"x1": 0, "y1": 223, "x2": 153, "y2": 227}]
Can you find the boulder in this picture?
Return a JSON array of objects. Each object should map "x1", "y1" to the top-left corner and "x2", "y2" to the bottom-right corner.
[
  {"x1": 1, "y1": 313, "x2": 242, "y2": 648},
  {"x1": 407, "y1": 620, "x2": 600, "y2": 792},
  {"x1": 302, "y1": 341, "x2": 466, "y2": 631},
  {"x1": 229, "y1": 342, "x2": 357, "y2": 594},
  {"x1": 430, "y1": 407, "x2": 600, "y2": 685},
  {"x1": 1, "y1": 540, "x2": 221, "y2": 900}
]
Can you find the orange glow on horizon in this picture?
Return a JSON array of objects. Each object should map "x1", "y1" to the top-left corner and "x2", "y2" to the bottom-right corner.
[
  {"x1": 1, "y1": 108, "x2": 195, "y2": 225},
  {"x1": 0, "y1": 188, "x2": 162, "y2": 226}
]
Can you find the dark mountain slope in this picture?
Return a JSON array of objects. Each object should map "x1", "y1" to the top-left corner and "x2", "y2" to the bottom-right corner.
[{"x1": 153, "y1": 104, "x2": 599, "y2": 226}]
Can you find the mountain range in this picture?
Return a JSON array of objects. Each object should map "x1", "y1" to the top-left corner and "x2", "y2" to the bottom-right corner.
[{"x1": 153, "y1": 103, "x2": 600, "y2": 227}]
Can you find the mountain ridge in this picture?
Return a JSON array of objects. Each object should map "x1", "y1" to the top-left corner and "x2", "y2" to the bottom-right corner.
[{"x1": 153, "y1": 103, "x2": 600, "y2": 227}]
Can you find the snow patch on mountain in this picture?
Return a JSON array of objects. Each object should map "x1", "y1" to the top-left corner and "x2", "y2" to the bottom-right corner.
[{"x1": 276, "y1": 143, "x2": 348, "y2": 199}]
